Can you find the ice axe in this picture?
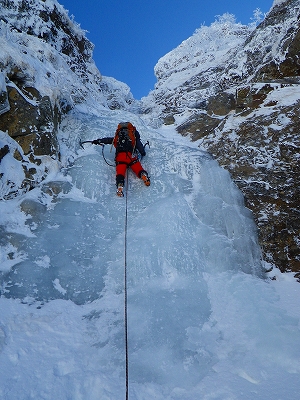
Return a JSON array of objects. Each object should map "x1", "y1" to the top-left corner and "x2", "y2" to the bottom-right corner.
[
  {"x1": 79, "y1": 139, "x2": 104, "y2": 149},
  {"x1": 79, "y1": 139, "x2": 114, "y2": 166},
  {"x1": 79, "y1": 139, "x2": 92, "y2": 149}
]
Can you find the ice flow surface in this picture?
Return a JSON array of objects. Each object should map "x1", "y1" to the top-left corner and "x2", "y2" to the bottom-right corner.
[
  {"x1": 4, "y1": 111, "x2": 300, "y2": 400},
  {"x1": 1, "y1": 110, "x2": 263, "y2": 303}
]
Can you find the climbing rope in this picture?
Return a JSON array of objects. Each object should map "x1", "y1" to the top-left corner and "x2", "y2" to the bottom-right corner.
[{"x1": 124, "y1": 172, "x2": 129, "y2": 400}]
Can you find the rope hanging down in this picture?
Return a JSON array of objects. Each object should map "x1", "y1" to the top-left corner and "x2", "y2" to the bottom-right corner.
[
  {"x1": 80, "y1": 137, "x2": 150, "y2": 398},
  {"x1": 124, "y1": 172, "x2": 129, "y2": 400}
]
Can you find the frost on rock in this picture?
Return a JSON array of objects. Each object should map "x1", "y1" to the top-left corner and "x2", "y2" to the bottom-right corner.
[
  {"x1": 0, "y1": 0, "x2": 137, "y2": 199},
  {"x1": 141, "y1": 1, "x2": 300, "y2": 273},
  {"x1": 141, "y1": 14, "x2": 252, "y2": 123}
]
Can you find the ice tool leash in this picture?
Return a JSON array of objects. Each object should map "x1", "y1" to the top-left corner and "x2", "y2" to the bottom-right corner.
[
  {"x1": 80, "y1": 139, "x2": 150, "y2": 167},
  {"x1": 80, "y1": 139, "x2": 115, "y2": 166}
]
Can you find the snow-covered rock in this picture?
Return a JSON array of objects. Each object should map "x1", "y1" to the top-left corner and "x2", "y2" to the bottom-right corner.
[
  {"x1": 141, "y1": 0, "x2": 300, "y2": 275},
  {"x1": 141, "y1": 14, "x2": 251, "y2": 125},
  {"x1": 0, "y1": 0, "x2": 135, "y2": 198}
]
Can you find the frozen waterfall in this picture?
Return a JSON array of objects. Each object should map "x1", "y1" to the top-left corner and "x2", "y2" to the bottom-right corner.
[{"x1": 1, "y1": 109, "x2": 299, "y2": 400}]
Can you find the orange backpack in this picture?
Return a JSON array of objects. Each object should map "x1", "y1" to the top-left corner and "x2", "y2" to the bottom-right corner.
[{"x1": 113, "y1": 122, "x2": 136, "y2": 151}]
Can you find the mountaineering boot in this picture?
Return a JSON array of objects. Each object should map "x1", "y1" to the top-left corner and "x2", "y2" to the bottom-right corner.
[
  {"x1": 141, "y1": 172, "x2": 150, "y2": 186},
  {"x1": 116, "y1": 184, "x2": 124, "y2": 197}
]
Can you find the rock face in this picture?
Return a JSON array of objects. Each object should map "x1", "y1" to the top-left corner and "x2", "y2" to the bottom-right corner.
[
  {"x1": 178, "y1": 83, "x2": 300, "y2": 275},
  {"x1": 0, "y1": 0, "x2": 134, "y2": 198},
  {"x1": 0, "y1": 81, "x2": 60, "y2": 195},
  {"x1": 0, "y1": 0, "x2": 93, "y2": 196},
  {"x1": 142, "y1": 0, "x2": 300, "y2": 276},
  {"x1": 0, "y1": 83, "x2": 60, "y2": 154}
]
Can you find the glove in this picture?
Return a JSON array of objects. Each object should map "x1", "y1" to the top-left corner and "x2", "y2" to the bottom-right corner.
[{"x1": 92, "y1": 139, "x2": 102, "y2": 145}]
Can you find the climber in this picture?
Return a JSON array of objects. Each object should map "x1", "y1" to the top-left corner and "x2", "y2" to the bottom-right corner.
[{"x1": 92, "y1": 122, "x2": 150, "y2": 197}]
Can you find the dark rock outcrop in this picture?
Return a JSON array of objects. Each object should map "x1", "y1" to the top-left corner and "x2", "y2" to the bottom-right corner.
[
  {"x1": 0, "y1": 84, "x2": 60, "y2": 158},
  {"x1": 0, "y1": 0, "x2": 100, "y2": 197},
  {"x1": 178, "y1": 83, "x2": 300, "y2": 274}
]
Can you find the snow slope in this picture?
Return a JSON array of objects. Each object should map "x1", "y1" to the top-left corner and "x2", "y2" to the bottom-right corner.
[{"x1": 140, "y1": 14, "x2": 253, "y2": 124}]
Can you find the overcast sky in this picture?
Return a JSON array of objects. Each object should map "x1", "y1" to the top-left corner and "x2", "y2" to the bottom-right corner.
[{"x1": 60, "y1": 0, "x2": 274, "y2": 99}]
